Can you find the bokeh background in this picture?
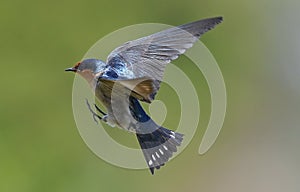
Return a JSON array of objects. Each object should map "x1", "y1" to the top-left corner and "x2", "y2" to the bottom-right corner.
[{"x1": 1, "y1": 0, "x2": 300, "y2": 191}]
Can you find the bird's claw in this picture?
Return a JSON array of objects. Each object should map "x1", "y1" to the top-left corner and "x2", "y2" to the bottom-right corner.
[
  {"x1": 94, "y1": 103, "x2": 106, "y2": 115},
  {"x1": 85, "y1": 99, "x2": 107, "y2": 124}
]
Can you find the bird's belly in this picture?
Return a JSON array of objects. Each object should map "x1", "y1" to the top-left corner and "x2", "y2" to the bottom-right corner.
[{"x1": 95, "y1": 90, "x2": 139, "y2": 132}]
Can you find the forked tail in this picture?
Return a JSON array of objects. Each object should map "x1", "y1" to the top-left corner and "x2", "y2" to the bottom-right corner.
[
  {"x1": 129, "y1": 96, "x2": 183, "y2": 174},
  {"x1": 136, "y1": 127, "x2": 183, "y2": 174}
]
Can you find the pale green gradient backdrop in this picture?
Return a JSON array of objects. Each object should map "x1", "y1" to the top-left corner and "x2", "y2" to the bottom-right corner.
[{"x1": 1, "y1": 0, "x2": 300, "y2": 192}]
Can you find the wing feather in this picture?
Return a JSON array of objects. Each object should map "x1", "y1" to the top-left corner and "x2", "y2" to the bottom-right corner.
[{"x1": 104, "y1": 17, "x2": 223, "y2": 101}]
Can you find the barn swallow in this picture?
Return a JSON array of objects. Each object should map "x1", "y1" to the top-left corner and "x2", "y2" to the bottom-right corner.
[{"x1": 65, "y1": 17, "x2": 223, "y2": 174}]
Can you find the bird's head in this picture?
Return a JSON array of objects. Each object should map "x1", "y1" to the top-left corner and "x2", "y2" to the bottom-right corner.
[{"x1": 65, "y1": 59, "x2": 106, "y2": 83}]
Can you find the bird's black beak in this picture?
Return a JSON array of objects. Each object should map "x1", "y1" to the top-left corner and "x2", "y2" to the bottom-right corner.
[{"x1": 65, "y1": 67, "x2": 77, "y2": 72}]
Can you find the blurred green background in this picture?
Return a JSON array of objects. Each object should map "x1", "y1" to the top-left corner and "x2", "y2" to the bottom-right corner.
[{"x1": 1, "y1": 0, "x2": 300, "y2": 191}]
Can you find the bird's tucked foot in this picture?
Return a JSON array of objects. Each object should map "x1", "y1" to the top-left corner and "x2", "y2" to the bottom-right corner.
[{"x1": 85, "y1": 99, "x2": 107, "y2": 124}]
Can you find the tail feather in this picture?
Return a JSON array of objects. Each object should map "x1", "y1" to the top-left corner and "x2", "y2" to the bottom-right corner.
[{"x1": 136, "y1": 127, "x2": 184, "y2": 174}]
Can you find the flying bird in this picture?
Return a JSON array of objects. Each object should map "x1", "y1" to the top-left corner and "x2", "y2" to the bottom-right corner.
[{"x1": 65, "y1": 17, "x2": 223, "y2": 174}]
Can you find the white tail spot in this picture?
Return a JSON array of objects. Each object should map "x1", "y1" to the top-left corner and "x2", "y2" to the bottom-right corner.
[
  {"x1": 159, "y1": 149, "x2": 164, "y2": 155},
  {"x1": 163, "y1": 145, "x2": 168, "y2": 150},
  {"x1": 155, "y1": 152, "x2": 160, "y2": 158},
  {"x1": 152, "y1": 154, "x2": 156, "y2": 161},
  {"x1": 148, "y1": 160, "x2": 153, "y2": 166}
]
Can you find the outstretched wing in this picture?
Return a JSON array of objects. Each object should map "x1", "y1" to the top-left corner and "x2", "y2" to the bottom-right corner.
[
  {"x1": 105, "y1": 17, "x2": 223, "y2": 81},
  {"x1": 102, "y1": 17, "x2": 223, "y2": 102}
]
